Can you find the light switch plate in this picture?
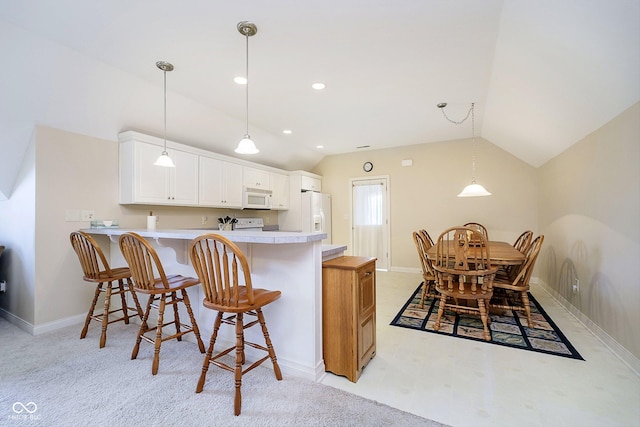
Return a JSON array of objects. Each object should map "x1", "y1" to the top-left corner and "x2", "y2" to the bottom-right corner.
[{"x1": 65, "y1": 209, "x2": 81, "y2": 222}]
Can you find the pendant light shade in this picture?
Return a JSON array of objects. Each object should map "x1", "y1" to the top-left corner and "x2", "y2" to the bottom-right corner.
[
  {"x1": 235, "y1": 21, "x2": 259, "y2": 155},
  {"x1": 155, "y1": 61, "x2": 175, "y2": 167},
  {"x1": 438, "y1": 102, "x2": 491, "y2": 197},
  {"x1": 236, "y1": 135, "x2": 259, "y2": 154},
  {"x1": 458, "y1": 182, "x2": 492, "y2": 197}
]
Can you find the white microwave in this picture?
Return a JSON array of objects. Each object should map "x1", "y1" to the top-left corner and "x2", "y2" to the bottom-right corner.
[{"x1": 243, "y1": 187, "x2": 272, "y2": 210}]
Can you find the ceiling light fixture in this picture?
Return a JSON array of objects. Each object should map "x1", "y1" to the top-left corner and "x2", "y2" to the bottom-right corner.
[
  {"x1": 312, "y1": 82, "x2": 326, "y2": 90},
  {"x1": 154, "y1": 61, "x2": 176, "y2": 167},
  {"x1": 437, "y1": 102, "x2": 491, "y2": 197},
  {"x1": 235, "y1": 21, "x2": 259, "y2": 155}
]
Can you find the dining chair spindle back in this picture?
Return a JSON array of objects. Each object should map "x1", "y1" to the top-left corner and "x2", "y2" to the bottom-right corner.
[
  {"x1": 412, "y1": 231, "x2": 437, "y2": 308},
  {"x1": 490, "y1": 235, "x2": 544, "y2": 328},
  {"x1": 432, "y1": 226, "x2": 498, "y2": 341}
]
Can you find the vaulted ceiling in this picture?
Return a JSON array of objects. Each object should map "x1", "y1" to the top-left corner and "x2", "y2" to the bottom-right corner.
[{"x1": 1, "y1": 1, "x2": 638, "y2": 198}]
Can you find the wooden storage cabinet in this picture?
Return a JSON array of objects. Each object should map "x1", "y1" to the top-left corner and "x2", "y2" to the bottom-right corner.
[{"x1": 322, "y1": 256, "x2": 376, "y2": 382}]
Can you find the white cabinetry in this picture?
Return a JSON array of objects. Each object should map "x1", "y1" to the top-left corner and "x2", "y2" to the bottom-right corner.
[
  {"x1": 277, "y1": 171, "x2": 323, "y2": 231},
  {"x1": 119, "y1": 138, "x2": 198, "y2": 206},
  {"x1": 301, "y1": 175, "x2": 322, "y2": 192},
  {"x1": 243, "y1": 166, "x2": 271, "y2": 189},
  {"x1": 199, "y1": 156, "x2": 243, "y2": 208},
  {"x1": 270, "y1": 172, "x2": 290, "y2": 210}
]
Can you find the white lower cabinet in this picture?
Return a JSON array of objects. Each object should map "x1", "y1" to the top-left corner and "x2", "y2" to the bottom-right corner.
[
  {"x1": 199, "y1": 156, "x2": 243, "y2": 208},
  {"x1": 120, "y1": 139, "x2": 198, "y2": 206}
]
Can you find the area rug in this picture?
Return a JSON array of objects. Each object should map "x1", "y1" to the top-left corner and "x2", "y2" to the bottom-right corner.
[{"x1": 390, "y1": 282, "x2": 584, "y2": 360}]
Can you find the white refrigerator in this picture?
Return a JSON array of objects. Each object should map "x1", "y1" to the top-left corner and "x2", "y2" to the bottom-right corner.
[{"x1": 301, "y1": 192, "x2": 332, "y2": 244}]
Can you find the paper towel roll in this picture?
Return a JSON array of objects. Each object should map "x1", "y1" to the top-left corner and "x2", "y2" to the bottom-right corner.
[{"x1": 147, "y1": 216, "x2": 157, "y2": 230}]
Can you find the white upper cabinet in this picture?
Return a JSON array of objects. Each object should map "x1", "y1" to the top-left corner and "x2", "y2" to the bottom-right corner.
[
  {"x1": 120, "y1": 138, "x2": 198, "y2": 206},
  {"x1": 301, "y1": 175, "x2": 322, "y2": 192},
  {"x1": 270, "y1": 172, "x2": 290, "y2": 210},
  {"x1": 199, "y1": 156, "x2": 243, "y2": 208},
  {"x1": 119, "y1": 131, "x2": 317, "y2": 211},
  {"x1": 243, "y1": 166, "x2": 271, "y2": 190}
]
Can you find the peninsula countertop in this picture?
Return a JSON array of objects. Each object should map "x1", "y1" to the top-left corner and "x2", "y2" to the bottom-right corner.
[{"x1": 82, "y1": 228, "x2": 327, "y2": 245}]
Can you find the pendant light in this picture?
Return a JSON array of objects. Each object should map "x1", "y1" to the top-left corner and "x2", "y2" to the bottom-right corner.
[
  {"x1": 235, "y1": 21, "x2": 259, "y2": 154},
  {"x1": 437, "y1": 102, "x2": 491, "y2": 197},
  {"x1": 154, "y1": 61, "x2": 176, "y2": 167}
]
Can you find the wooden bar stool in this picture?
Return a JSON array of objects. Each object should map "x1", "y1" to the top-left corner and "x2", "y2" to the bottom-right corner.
[
  {"x1": 190, "y1": 234, "x2": 282, "y2": 416},
  {"x1": 70, "y1": 231, "x2": 143, "y2": 348},
  {"x1": 118, "y1": 232, "x2": 205, "y2": 375}
]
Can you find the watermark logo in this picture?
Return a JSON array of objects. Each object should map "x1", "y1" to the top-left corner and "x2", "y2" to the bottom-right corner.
[{"x1": 9, "y1": 401, "x2": 40, "y2": 421}]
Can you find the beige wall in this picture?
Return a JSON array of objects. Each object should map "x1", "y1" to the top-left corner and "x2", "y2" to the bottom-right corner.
[
  {"x1": 537, "y1": 102, "x2": 640, "y2": 359},
  {"x1": 313, "y1": 138, "x2": 538, "y2": 270},
  {"x1": 1, "y1": 106, "x2": 638, "y2": 365},
  {"x1": 1, "y1": 126, "x2": 280, "y2": 330}
]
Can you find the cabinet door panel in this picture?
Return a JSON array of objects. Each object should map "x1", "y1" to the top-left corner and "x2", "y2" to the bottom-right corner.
[
  {"x1": 170, "y1": 149, "x2": 198, "y2": 205},
  {"x1": 199, "y1": 156, "x2": 223, "y2": 206},
  {"x1": 224, "y1": 162, "x2": 244, "y2": 207},
  {"x1": 136, "y1": 142, "x2": 169, "y2": 203}
]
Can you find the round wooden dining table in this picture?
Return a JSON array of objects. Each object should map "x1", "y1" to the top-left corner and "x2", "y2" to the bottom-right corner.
[{"x1": 425, "y1": 240, "x2": 525, "y2": 266}]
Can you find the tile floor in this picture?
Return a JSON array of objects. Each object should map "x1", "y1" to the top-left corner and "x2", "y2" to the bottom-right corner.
[{"x1": 319, "y1": 270, "x2": 640, "y2": 427}]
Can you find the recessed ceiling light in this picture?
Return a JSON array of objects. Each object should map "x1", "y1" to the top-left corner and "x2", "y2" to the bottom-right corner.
[
  {"x1": 234, "y1": 76, "x2": 247, "y2": 85},
  {"x1": 316, "y1": 145, "x2": 324, "y2": 149},
  {"x1": 283, "y1": 129, "x2": 292, "y2": 134},
  {"x1": 312, "y1": 82, "x2": 326, "y2": 90}
]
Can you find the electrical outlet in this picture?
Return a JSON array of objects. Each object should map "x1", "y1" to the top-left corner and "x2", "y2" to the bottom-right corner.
[
  {"x1": 201, "y1": 216, "x2": 208, "y2": 225},
  {"x1": 572, "y1": 278, "x2": 579, "y2": 293},
  {"x1": 81, "y1": 210, "x2": 95, "y2": 221},
  {"x1": 0, "y1": 281, "x2": 6, "y2": 292}
]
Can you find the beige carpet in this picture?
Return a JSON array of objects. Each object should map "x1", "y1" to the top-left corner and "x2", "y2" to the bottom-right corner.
[{"x1": 0, "y1": 316, "x2": 446, "y2": 426}]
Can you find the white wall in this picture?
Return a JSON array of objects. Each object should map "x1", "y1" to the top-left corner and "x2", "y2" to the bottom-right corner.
[{"x1": 0, "y1": 131, "x2": 36, "y2": 326}]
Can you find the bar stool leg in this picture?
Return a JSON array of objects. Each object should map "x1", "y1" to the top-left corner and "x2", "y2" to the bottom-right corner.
[{"x1": 100, "y1": 283, "x2": 113, "y2": 348}]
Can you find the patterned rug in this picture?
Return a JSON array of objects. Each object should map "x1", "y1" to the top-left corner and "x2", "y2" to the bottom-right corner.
[{"x1": 390, "y1": 282, "x2": 584, "y2": 360}]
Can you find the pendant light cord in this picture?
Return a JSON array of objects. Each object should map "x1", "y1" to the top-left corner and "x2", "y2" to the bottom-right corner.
[
  {"x1": 439, "y1": 102, "x2": 476, "y2": 183},
  {"x1": 245, "y1": 31, "x2": 250, "y2": 137},
  {"x1": 470, "y1": 102, "x2": 476, "y2": 183},
  {"x1": 163, "y1": 69, "x2": 168, "y2": 152}
]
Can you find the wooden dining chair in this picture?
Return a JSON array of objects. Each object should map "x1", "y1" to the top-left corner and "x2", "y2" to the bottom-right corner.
[
  {"x1": 190, "y1": 234, "x2": 282, "y2": 416},
  {"x1": 418, "y1": 229, "x2": 435, "y2": 247},
  {"x1": 118, "y1": 232, "x2": 205, "y2": 375},
  {"x1": 412, "y1": 231, "x2": 437, "y2": 308},
  {"x1": 70, "y1": 231, "x2": 143, "y2": 348},
  {"x1": 432, "y1": 226, "x2": 497, "y2": 341},
  {"x1": 490, "y1": 235, "x2": 544, "y2": 328},
  {"x1": 513, "y1": 230, "x2": 533, "y2": 253},
  {"x1": 463, "y1": 222, "x2": 489, "y2": 241}
]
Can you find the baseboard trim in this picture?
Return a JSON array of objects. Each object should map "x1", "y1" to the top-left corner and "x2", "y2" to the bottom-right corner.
[
  {"x1": 0, "y1": 309, "x2": 86, "y2": 336},
  {"x1": 0, "y1": 308, "x2": 34, "y2": 334},
  {"x1": 33, "y1": 314, "x2": 86, "y2": 335},
  {"x1": 534, "y1": 278, "x2": 640, "y2": 377}
]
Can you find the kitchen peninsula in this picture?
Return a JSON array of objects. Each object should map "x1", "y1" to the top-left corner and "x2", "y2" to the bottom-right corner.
[{"x1": 84, "y1": 227, "x2": 345, "y2": 382}]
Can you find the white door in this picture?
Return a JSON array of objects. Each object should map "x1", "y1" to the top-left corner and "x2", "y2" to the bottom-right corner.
[{"x1": 351, "y1": 177, "x2": 389, "y2": 270}]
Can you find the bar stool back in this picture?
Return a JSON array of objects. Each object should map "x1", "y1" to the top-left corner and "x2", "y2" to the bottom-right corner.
[{"x1": 70, "y1": 231, "x2": 143, "y2": 348}]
